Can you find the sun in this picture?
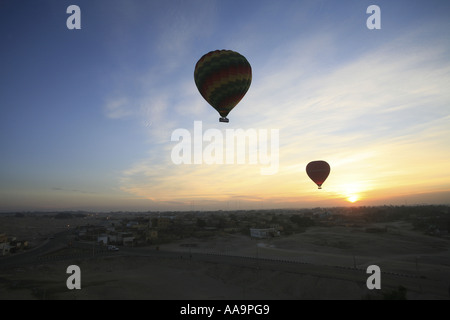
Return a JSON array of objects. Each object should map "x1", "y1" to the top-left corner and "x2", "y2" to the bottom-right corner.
[
  {"x1": 336, "y1": 182, "x2": 365, "y2": 204},
  {"x1": 347, "y1": 195, "x2": 359, "y2": 203}
]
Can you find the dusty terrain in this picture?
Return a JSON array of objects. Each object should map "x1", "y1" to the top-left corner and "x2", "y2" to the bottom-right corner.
[{"x1": 1, "y1": 219, "x2": 449, "y2": 300}]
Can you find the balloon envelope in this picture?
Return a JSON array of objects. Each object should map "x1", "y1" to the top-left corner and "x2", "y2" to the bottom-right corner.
[
  {"x1": 194, "y1": 50, "x2": 252, "y2": 122},
  {"x1": 306, "y1": 160, "x2": 330, "y2": 189}
]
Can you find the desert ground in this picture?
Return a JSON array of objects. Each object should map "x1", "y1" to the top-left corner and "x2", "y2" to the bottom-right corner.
[{"x1": 1, "y1": 219, "x2": 449, "y2": 300}]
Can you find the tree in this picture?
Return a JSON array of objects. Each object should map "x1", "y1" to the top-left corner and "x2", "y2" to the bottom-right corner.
[{"x1": 196, "y1": 218, "x2": 206, "y2": 228}]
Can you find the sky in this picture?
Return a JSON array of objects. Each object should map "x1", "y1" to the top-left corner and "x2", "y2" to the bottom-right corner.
[{"x1": 1, "y1": 0, "x2": 449, "y2": 212}]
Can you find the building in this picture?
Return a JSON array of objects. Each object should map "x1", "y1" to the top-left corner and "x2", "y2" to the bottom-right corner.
[
  {"x1": 123, "y1": 236, "x2": 135, "y2": 246},
  {"x1": 250, "y1": 228, "x2": 279, "y2": 239},
  {"x1": 97, "y1": 234, "x2": 109, "y2": 245},
  {"x1": 146, "y1": 230, "x2": 158, "y2": 242},
  {"x1": 157, "y1": 217, "x2": 171, "y2": 229},
  {"x1": 0, "y1": 243, "x2": 11, "y2": 256}
]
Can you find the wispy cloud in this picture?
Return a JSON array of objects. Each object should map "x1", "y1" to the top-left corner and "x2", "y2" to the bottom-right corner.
[
  {"x1": 52, "y1": 187, "x2": 97, "y2": 195},
  {"x1": 118, "y1": 24, "x2": 450, "y2": 208},
  {"x1": 4, "y1": 1, "x2": 449, "y2": 211},
  {"x1": 104, "y1": 97, "x2": 133, "y2": 119}
]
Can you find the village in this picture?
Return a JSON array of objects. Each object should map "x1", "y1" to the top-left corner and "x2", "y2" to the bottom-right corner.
[{"x1": 1, "y1": 205, "x2": 449, "y2": 256}]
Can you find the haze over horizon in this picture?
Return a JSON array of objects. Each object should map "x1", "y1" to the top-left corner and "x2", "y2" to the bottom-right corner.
[{"x1": 1, "y1": 0, "x2": 450, "y2": 212}]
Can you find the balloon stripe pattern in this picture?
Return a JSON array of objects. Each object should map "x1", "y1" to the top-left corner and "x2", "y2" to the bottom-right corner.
[{"x1": 194, "y1": 50, "x2": 252, "y2": 118}]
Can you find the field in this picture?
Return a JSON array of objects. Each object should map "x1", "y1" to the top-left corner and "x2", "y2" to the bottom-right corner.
[{"x1": 1, "y1": 218, "x2": 449, "y2": 300}]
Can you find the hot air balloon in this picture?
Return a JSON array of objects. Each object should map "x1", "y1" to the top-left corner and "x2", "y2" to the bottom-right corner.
[
  {"x1": 306, "y1": 160, "x2": 330, "y2": 189},
  {"x1": 194, "y1": 50, "x2": 252, "y2": 123}
]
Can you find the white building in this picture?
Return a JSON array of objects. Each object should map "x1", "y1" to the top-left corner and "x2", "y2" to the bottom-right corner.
[
  {"x1": 97, "y1": 235, "x2": 109, "y2": 245},
  {"x1": 0, "y1": 243, "x2": 11, "y2": 256}
]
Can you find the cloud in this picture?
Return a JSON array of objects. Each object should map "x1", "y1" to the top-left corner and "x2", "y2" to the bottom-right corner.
[
  {"x1": 52, "y1": 187, "x2": 97, "y2": 194},
  {"x1": 104, "y1": 97, "x2": 133, "y2": 119},
  {"x1": 116, "y1": 20, "x2": 450, "y2": 209}
]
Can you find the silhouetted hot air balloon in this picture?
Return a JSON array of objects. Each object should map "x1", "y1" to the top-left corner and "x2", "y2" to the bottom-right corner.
[
  {"x1": 306, "y1": 160, "x2": 330, "y2": 189},
  {"x1": 194, "y1": 50, "x2": 252, "y2": 123}
]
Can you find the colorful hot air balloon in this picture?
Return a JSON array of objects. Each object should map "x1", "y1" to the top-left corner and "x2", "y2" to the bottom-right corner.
[
  {"x1": 306, "y1": 160, "x2": 330, "y2": 189},
  {"x1": 194, "y1": 50, "x2": 252, "y2": 123}
]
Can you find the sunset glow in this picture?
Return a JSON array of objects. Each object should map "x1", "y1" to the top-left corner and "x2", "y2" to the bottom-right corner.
[{"x1": 1, "y1": 1, "x2": 450, "y2": 212}]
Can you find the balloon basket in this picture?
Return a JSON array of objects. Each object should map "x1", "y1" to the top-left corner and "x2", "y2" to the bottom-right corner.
[{"x1": 219, "y1": 117, "x2": 229, "y2": 123}]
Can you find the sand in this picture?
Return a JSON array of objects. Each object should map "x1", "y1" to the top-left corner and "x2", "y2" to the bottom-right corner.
[{"x1": 1, "y1": 221, "x2": 449, "y2": 300}]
